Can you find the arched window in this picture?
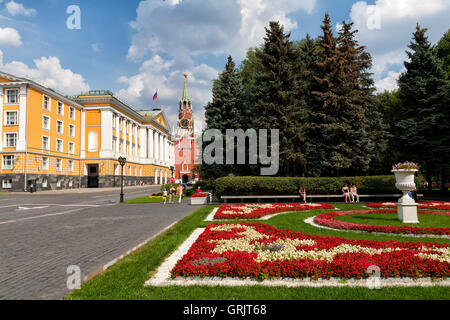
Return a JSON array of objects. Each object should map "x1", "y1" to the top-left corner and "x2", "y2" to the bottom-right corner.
[{"x1": 88, "y1": 131, "x2": 98, "y2": 152}]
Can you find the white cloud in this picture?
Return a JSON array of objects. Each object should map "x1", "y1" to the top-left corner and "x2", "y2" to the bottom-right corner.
[
  {"x1": 116, "y1": 54, "x2": 218, "y2": 130},
  {"x1": 375, "y1": 71, "x2": 401, "y2": 92},
  {"x1": 91, "y1": 43, "x2": 101, "y2": 53},
  {"x1": 6, "y1": 1, "x2": 37, "y2": 17},
  {"x1": 127, "y1": 0, "x2": 317, "y2": 63},
  {"x1": 0, "y1": 51, "x2": 90, "y2": 95},
  {"x1": 0, "y1": 26, "x2": 21, "y2": 46},
  {"x1": 121, "y1": 0, "x2": 317, "y2": 129},
  {"x1": 348, "y1": 0, "x2": 450, "y2": 92}
]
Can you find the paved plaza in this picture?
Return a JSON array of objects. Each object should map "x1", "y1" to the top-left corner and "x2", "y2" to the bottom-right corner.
[{"x1": 0, "y1": 186, "x2": 196, "y2": 300}]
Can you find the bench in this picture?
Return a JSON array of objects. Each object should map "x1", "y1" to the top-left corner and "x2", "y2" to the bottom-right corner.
[{"x1": 221, "y1": 194, "x2": 424, "y2": 203}]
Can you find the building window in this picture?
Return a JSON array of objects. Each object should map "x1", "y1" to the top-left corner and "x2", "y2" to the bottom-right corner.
[
  {"x1": 57, "y1": 120, "x2": 64, "y2": 135},
  {"x1": 119, "y1": 118, "x2": 123, "y2": 132},
  {"x1": 112, "y1": 138, "x2": 116, "y2": 153},
  {"x1": 69, "y1": 107, "x2": 75, "y2": 120},
  {"x1": 68, "y1": 160, "x2": 74, "y2": 172},
  {"x1": 69, "y1": 142, "x2": 75, "y2": 155},
  {"x1": 2, "y1": 179, "x2": 12, "y2": 189},
  {"x1": 42, "y1": 157, "x2": 49, "y2": 171},
  {"x1": 88, "y1": 131, "x2": 98, "y2": 152},
  {"x1": 57, "y1": 101, "x2": 64, "y2": 115},
  {"x1": 42, "y1": 178, "x2": 48, "y2": 188},
  {"x1": 56, "y1": 139, "x2": 63, "y2": 153},
  {"x1": 42, "y1": 116, "x2": 50, "y2": 130},
  {"x1": 2, "y1": 155, "x2": 14, "y2": 170},
  {"x1": 5, "y1": 133, "x2": 17, "y2": 148},
  {"x1": 69, "y1": 124, "x2": 75, "y2": 138},
  {"x1": 42, "y1": 136, "x2": 50, "y2": 151},
  {"x1": 56, "y1": 159, "x2": 62, "y2": 171},
  {"x1": 126, "y1": 121, "x2": 129, "y2": 134},
  {"x1": 6, "y1": 89, "x2": 19, "y2": 104},
  {"x1": 5, "y1": 111, "x2": 18, "y2": 126},
  {"x1": 43, "y1": 95, "x2": 51, "y2": 111},
  {"x1": 119, "y1": 139, "x2": 123, "y2": 154},
  {"x1": 126, "y1": 141, "x2": 130, "y2": 155}
]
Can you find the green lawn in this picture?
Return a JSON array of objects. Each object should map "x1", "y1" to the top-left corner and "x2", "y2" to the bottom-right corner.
[
  {"x1": 64, "y1": 203, "x2": 450, "y2": 300},
  {"x1": 334, "y1": 212, "x2": 450, "y2": 228}
]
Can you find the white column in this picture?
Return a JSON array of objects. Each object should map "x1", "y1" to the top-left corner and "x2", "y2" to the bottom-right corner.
[
  {"x1": 0, "y1": 90, "x2": 3, "y2": 151},
  {"x1": 155, "y1": 132, "x2": 160, "y2": 161},
  {"x1": 140, "y1": 126, "x2": 146, "y2": 159},
  {"x1": 149, "y1": 129, "x2": 154, "y2": 160},
  {"x1": 81, "y1": 111, "x2": 86, "y2": 158},
  {"x1": 159, "y1": 134, "x2": 163, "y2": 161},
  {"x1": 100, "y1": 110, "x2": 113, "y2": 158},
  {"x1": 16, "y1": 85, "x2": 28, "y2": 151}
]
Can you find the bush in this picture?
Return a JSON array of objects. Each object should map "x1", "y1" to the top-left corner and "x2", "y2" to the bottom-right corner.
[{"x1": 215, "y1": 176, "x2": 424, "y2": 197}]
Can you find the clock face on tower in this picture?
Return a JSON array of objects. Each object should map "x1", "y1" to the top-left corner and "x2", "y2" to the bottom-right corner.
[{"x1": 180, "y1": 118, "x2": 190, "y2": 129}]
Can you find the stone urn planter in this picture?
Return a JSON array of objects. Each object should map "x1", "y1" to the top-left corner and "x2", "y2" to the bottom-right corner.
[
  {"x1": 392, "y1": 169, "x2": 418, "y2": 223},
  {"x1": 190, "y1": 193, "x2": 210, "y2": 205}
]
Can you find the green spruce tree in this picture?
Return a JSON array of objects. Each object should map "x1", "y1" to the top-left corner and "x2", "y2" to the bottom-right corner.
[
  {"x1": 252, "y1": 21, "x2": 307, "y2": 176},
  {"x1": 397, "y1": 24, "x2": 450, "y2": 190}
]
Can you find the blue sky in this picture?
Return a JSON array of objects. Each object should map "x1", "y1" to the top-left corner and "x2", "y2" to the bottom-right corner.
[{"x1": 0, "y1": 0, "x2": 449, "y2": 131}]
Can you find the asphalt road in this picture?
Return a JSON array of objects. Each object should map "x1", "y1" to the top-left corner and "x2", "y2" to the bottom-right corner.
[{"x1": 0, "y1": 186, "x2": 197, "y2": 300}]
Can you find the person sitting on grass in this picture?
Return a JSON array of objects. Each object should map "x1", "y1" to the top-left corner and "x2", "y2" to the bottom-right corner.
[
  {"x1": 342, "y1": 184, "x2": 351, "y2": 203},
  {"x1": 299, "y1": 186, "x2": 306, "y2": 204},
  {"x1": 350, "y1": 183, "x2": 359, "y2": 203}
]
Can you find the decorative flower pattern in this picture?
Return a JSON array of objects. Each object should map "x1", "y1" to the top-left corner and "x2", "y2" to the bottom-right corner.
[
  {"x1": 367, "y1": 202, "x2": 450, "y2": 210},
  {"x1": 171, "y1": 223, "x2": 450, "y2": 280},
  {"x1": 313, "y1": 209, "x2": 450, "y2": 236},
  {"x1": 214, "y1": 203, "x2": 335, "y2": 220}
]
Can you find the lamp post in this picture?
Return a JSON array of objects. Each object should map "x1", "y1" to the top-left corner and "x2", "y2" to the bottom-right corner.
[{"x1": 118, "y1": 156, "x2": 127, "y2": 203}]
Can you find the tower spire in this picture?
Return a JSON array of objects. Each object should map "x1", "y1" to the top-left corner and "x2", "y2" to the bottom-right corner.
[{"x1": 182, "y1": 73, "x2": 190, "y2": 101}]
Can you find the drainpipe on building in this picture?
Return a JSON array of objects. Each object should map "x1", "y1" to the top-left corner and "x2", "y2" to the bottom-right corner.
[
  {"x1": 23, "y1": 85, "x2": 29, "y2": 192},
  {"x1": 78, "y1": 110, "x2": 82, "y2": 189}
]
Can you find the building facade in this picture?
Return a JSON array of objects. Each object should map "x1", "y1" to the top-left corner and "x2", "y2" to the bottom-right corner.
[{"x1": 0, "y1": 71, "x2": 174, "y2": 192}]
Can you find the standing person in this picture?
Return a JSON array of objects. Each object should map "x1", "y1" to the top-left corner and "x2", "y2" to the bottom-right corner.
[
  {"x1": 162, "y1": 188, "x2": 168, "y2": 205},
  {"x1": 350, "y1": 184, "x2": 359, "y2": 203},
  {"x1": 342, "y1": 184, "x2": 351, "y2": 203},
  {"x1": 211, "y1": 177, "x2": 216, "y2": 197},
  {"x1": 177, "y1": 183, "x2": 183, "y2": 204},
  {"x1": 30, "y1": 182, "x2": 34, "y2": 193},
  {"x1": 169, "y1": 185, "x2": 176, "y2": 204},
  {"x1": 299, "y1": 186, "x2": 306, "y2": 204}
]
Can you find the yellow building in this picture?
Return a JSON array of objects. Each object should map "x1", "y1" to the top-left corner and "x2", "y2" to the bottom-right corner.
[{"x1": 0, "y1": 71, "x2": 174, "y2": 192}]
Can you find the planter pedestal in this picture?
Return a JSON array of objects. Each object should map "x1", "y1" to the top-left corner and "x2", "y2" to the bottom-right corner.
[
  {"x1": 397, "y1": 202, "x2": 419, "y2": 223},
  {"x1": 190, "y1": 196, "x2": 209, "y2": 205},
  {"x1": 392, "y1": 169, "x2": 419, "y2": 224}
]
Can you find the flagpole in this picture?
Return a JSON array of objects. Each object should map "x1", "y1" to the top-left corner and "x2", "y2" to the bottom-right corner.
[{"x1": 156, "y1": 88, "x2": 159, "y2": 108}]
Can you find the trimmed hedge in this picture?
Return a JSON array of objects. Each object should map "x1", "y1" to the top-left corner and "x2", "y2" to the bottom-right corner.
[{"x1": 215, "y1": 176, "x2": 424, "y2": 197}]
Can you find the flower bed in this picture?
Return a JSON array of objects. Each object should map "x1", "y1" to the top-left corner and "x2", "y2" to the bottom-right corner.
[
  {"x1": 214, "y1": 203, "x2": 335, "y2": 220},
  {"x1": 313, "y1": 210, "x2": 450, "y2": 236},
  {"x1": 170, "y1": 222, "x2": 450, "y2": 280},
  {"x1": 192, "y1": 193, "x2": 210, "y2": 198},
  {"x1": 367, "y1": 202, "x2": 450, "y2": 210}
]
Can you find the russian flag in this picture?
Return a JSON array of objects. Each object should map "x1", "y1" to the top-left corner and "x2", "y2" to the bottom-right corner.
[{"x1": 153, "y1": 91, "x2": 158, "y2": 101}]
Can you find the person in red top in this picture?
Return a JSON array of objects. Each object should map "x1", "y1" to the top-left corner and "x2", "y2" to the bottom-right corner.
[{"x1": 177, "y1": 184, "x2": 184, "y2": 204}]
